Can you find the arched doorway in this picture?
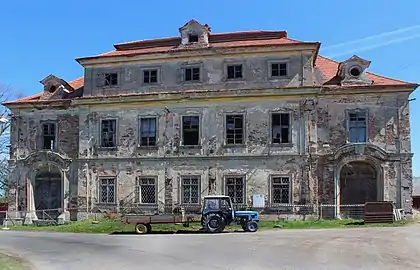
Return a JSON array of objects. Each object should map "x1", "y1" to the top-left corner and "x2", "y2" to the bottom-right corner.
[
  {"x1": 34, "y1": 165, "x2": 62, "y2": 219},
  {"x1": 339, "y1": 161, "x2": 379, "y2": 205}
]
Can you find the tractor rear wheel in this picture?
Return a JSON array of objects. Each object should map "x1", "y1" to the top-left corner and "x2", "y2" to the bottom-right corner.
[
  {"x1": 246, "y1": 221, "x2": 258, "y2": 232},
  {"x1": 204, "y1": 213, "x2": 226, "y2": 233},
  {"x1": 135, "y1": 223, "x2": 149, "y2": 234}
]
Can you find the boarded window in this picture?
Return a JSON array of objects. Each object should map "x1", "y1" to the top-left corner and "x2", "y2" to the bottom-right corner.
[
  {"x1": 100, "y1": 178, "x2": 116, "y2": 204},
  {"x1": 42, "y1": 123, "x2": 56, "y2": 150},
  {"x1": 226, "y1": 115, "x2": 244, "y2": 145},
  {"x1": 271, "y1": 113, "x2": 291, "y2": 144},
  {"x1": 100, "y1": 119, "x2": 117, "y2": 148},
  {"x1": 135, "y1": 177, "x2": 157, "y2": 204},
  {"x1": 181, "y1": 176, "x2": 200, "y2": 204},
  {"x1": 182, "y1": 116, "x2": 199, "y2": 145},
  {"x1": 225, "y1": 176, "x2": 245, "y2": 204},
  {"x1": 348, "y1": 111, "x2": 367, "y2": 143},
  {"x1": 227, "y1": 64, "x2": 243, "y2": 79},
  {"x1": 271, "y1": 176, "x2": 291, "y2": 204},
  {"x1": 139, "y1": 117, "x2": 157, "y2": 147}
]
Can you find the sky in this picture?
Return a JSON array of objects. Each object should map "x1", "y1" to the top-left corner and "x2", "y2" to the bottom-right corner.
[{"x1": 0, "y1": 0, "x2": 419, "y2": 175}]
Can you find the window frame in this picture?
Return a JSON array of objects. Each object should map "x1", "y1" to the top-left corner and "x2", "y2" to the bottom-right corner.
[
  {"x1": 138, "y1": 116, "x2": 158, "y2": 148},
  {"x1": 135, "y1": 176, "x2": 158, "y2": 205},
  {"x1": 269, "y1": 111, "x2": 292, "y2": 145},
  {"x1": 40, "y1": 121, "x2": 58, "y2": 151},
  {"x1": 180, "y1": 175, "x2": 201, "y2": 205},
  {"x1": 269, "y1": 62, "x2": 288, "y2": 78},
  {"x1": 224, "y1": 113, "x2": 246, "y2": 146},
  {"x1": 142, "y1": 69, "x2": 159, "y2": 84},
  {"x1": 223, "y1": 175, "x2": 246, "y2": 205},
  {"x1": 183, "y1": 66, "x2": 201, "y2": 82},
  {"x1": 269, "y1": 175, "x2": 292, "y2": 204},
  {"x1": 99, "y1": 118, "x2": 118, "y2": 149},
  {"x1": 346, "y1": 109, "x2": 369, "y2": 144},
  {"x1": 104, "y1": 73, "x2": 118, "y2": 86},
  {"x1": 226, "y1": 64, "x2": 243, "y2": 80},
  {"x1": 180, "y1": 115, "x2": 201, "y2": 147},
  {"x1": 98, "y1": 177, "x2": 117, "y2": 204}
]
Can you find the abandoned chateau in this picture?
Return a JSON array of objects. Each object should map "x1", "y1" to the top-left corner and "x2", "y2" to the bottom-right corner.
[{"x1": 3, "y1": 20, "x2": 418, "y2": 222}]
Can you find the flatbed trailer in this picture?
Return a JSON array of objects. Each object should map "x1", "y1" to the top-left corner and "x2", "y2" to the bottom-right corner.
[{"x1": 122, "y1": 213, "x2": 200, "y2": 234}]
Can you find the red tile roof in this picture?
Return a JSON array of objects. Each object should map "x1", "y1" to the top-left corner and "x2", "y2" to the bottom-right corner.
[{"x1": 5, "y1": 30, "x2": 417, "y2": 105}]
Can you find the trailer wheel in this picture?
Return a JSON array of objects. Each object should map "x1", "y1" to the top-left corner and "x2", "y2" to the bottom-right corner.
[
  {"x1": 246, "y1": 221, "x2": 258, "y2": 232},
  {"x1": 135, "y1": 223, "x2": 149, "y2": 234},
  {"x1": 204, "y1": 213, "x2": 225, "y2": 233}
]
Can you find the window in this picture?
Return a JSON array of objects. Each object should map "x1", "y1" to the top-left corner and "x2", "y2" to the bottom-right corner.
[
  {"x1": 135, "y1": 177, "x2": 157, "y2": 204},
  {"x1": 104, "y1": 73, "x2": 118, "y2": 86},
  {"x1": 271, "y1": 113, "x2": 291, "y2": 144},
  {"x1": 143, "y1": 69, "x2": 158, "y2": 84},
  {"x1": 139, "y1": 117, "x2": 157, "y2": 147},
  {"x1": 188, "y1": 34, "x2": 199, "y2": 43},
  {"x1": 181, "y1": 176, "x2": 200, "y2": 204},
  {"x1": 99, "y1": 178, "x2": 116, "y2": 204},
  {"x1": 42, "y1": 123, "x2": 56, "y2": 150},
  {"x1": 271, "y1": 63, "x2": 287, "y2": 77},
  {"x1": 100, "y1": 119, "x2": 117, "y2": 148},
  {"x1": 226, "y1": 114, "x2": 244, "y2": 145},
  {"x1": 227, "y1": 64, "x2": 243, "y2": 79},
  {"x1": 182, "y1": 116, "x2": 199, "y2": 146},
  {"x1": 347, "y1": 110, "x2": 367, "y2": 143},
  {"x1": 225, "y1": 176, "x2": 245, "y2": 204},
  {"x1": 184, "y1": 67, "x2": 200, "y2": 81},
  {"x1": 271, "y1": 176, "x2": 291, "y2": 204}
]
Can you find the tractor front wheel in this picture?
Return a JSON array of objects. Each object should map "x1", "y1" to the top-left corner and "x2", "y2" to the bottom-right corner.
[
  {"x1": 135, "y1": 223, "x2": 149, "y2": 234},
  {"x1": 245, "y1": 221, "x2": 258, "y2": 232},
  {"x1": 204, "y1": 213, "x2": 226, "y2": 233}
]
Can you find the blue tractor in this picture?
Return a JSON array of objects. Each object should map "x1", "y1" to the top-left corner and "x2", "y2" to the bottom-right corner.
[{"x1": 200, "y1": 195, "x2": 259, "y2": 233}]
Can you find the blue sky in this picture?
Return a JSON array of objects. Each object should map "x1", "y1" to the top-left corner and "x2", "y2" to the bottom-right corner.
[{"x1": 0, "y1": 0, "x2": 419, "y2": 175}]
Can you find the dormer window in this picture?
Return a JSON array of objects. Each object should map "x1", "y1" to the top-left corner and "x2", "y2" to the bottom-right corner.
[
  {"x1": 188, "y1": 34, "x2": 199, "y2": 43},
  {"x1": 349, "y1": 66, "x2": 362, "y2": 77}
]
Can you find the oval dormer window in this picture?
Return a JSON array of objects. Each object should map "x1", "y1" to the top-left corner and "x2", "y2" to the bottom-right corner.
[
  {"x1": 49, "y1": 85, "x2": 57, "y2": 93},
  {"x1": 350, "y1": 66, "x2": 362, "y2": 77}
]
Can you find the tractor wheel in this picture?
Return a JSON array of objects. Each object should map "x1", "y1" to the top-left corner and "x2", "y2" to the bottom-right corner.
[
  {"x1": 204, "y1": 213, "x2": 226, "y2": 233},
  {"x1": 246, "y1": 221, "x2": 258, "y2": 232},
  {"x1": 241, "y1": 223, "x2": 248, "y2": 232},
  {"x1": 135, "y1": 223, "x2": 149, "y2": 234}
]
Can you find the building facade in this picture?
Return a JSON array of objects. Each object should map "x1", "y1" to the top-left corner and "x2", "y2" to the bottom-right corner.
[{"x1": 4, "y1": 20, "x2": 418, "y2": 222}]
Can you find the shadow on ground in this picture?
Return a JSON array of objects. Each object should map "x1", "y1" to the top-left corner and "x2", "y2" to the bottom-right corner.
[{"x1": 110, "y1": 229, "x2": 247, "y2": 235}]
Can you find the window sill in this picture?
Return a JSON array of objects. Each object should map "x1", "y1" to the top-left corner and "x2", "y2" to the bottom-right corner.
[
  {"x1": 179, "y1": 145, "x2": 202, "y2": 149},
  {"x1": 98, "y1": 147, "x2": 117, "y2": 151},
  {"x1": 137, "y1": 145, "x2": 159, "y2": 150},
  {"x1": 225, "y1": 78, "x2": 245, "y2": 82},
  {"x1": 268, "y1": 143, "x2": 293, "y2": 147},
  {"x1": 223, "y1": 144, "x2": 246, "y2": 148}
]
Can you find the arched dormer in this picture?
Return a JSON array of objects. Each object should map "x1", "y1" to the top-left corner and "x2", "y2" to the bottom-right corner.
[{"x1": 337, "y1": 55, "x2": 373, "y2": 86}]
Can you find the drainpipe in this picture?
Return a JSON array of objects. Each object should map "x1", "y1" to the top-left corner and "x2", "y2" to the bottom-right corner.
[{"x1": 395, "y1": 98, "x2": 401, "y2": 208}]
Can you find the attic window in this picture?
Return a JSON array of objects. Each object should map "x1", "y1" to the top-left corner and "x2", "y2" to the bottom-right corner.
[
  {"x1": 349, "y1": 67, "x2": 361, "y2": 77},
  {"x1": 188, "y1": 34, "x2": 199, "y2": 43},
  {"x1": 49, "y1": 85, "x2": 57, "y2": 93}
]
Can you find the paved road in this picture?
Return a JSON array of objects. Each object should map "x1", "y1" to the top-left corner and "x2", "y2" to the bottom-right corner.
[{"x1": 1, "y1": 225, "x2": 420, "y2": 270}]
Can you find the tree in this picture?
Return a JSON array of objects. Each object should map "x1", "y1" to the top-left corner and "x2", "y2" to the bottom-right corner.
[{"x1": 0, "y1": 83, "x2": 19, "y2": 202}]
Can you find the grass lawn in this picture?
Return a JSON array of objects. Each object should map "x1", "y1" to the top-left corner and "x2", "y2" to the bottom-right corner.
[
  {"x1": 0, "y1": 253, "x2": 29, "y2": 270},
  {"x1": 4, "y1": 218, "x2": 410, "y2": 234}
]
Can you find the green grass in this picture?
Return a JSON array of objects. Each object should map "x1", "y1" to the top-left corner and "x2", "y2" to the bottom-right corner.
[
  {"x1": 0, "y1": 253, "x2": 29, "y2": 270},
  {"x1": 4, "y1": 217, "x2": 411, "y2": 234}
]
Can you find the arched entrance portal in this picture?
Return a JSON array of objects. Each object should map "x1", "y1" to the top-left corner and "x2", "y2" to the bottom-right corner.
[
  {"x1": 34, "y1": 165, "x2": 62, "y2": 219},
  {"x1": 339, "y1": 161, "x2": 379, "y2": 205}
]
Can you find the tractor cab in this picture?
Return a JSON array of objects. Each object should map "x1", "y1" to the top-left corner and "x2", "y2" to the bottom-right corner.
[{"x1": 201, "y1": 195, "x2": 259, "y2": 233}]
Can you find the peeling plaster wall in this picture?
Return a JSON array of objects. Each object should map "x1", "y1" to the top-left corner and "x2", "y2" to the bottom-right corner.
[{"x1": 83, "y1": 52, "x2": 316, "y2": 97}]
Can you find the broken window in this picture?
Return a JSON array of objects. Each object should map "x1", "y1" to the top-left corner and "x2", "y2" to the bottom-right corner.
[
  {"x1": 100, "y1": 119, "x2": 117, "y2": 148},
  {"x1": 42, "y1": 123, "x2": 56, "y2": 150},
  {"x1": 99, "y1": 178, "x2": 116, "y2": 204},
  {"x1": 182, "y1": 116, "x2": 200, "y2": 146},
  {"x1": 139, "y1": 117, "x2": 157, "y2": 147},
  {"x1": 226, "y1": 114, "x2": 244, "y2": 145},
  {"x1": 227, "y1": 64, "x2": 243, "y2": 79},
  {"x1": 184, "y1": 67, "x2": 200, "y2": 81},
  {"x1": 143, "y1": 69, "x2": 158, "y2": 84},
  {"x1": 188, "y1": 34, "x2": 199, "y2": 43},
  {"x1": 225, "y1": 176, "x2": 245, "y2": 204},
  {"x1": 271, "y1": 63, "x2": 288, "y2": 77},
  {"x1": 348, "y1": 110, "x2": 367, "y2": 143},
  {"x1": 135, "y1": 177, "x2": 157, "y2": 204},
  {"x1": 271, "y1": 176, "x2": 291, "y2": 204},
  {"x1": 104, "y1": 73, "x2": 118, "y2": 86},
  {"x1": 181, "y1": 176, "x2": 200, "y2": 204},
  {"x1": 271, "y1": 113, "x2": 291, "y2": 144}
]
